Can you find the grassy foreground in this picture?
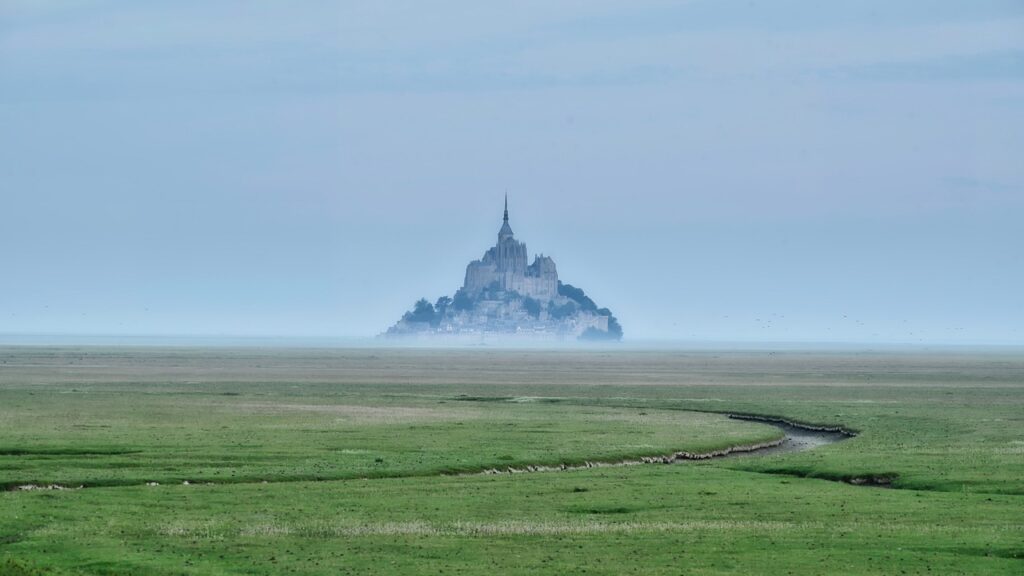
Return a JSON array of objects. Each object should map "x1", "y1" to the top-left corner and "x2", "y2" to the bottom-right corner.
[{"x1": 1, "y1": 347, "x2": 1022, "y2": 574}]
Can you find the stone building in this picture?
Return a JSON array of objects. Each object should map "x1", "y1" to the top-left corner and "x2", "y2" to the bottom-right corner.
[
  {"x1": 463, "y1": 196, "x2": 559, "y2": 302},
  {"x1": 384, "y1": 197, "x2": 622, "y2": 341}
]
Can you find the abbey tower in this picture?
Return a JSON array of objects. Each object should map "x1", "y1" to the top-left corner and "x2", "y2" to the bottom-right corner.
[{"x1": 462, "y1": 196, "x2": 559, "y2": 302}]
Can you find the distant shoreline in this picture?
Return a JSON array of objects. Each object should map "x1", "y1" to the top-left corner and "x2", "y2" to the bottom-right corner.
[{"x1": 0, "y1": 333, "x2": 1022, "y2": 352}]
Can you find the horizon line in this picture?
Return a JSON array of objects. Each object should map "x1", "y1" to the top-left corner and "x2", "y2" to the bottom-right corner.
[{"x1": 1, "y1": 332, "x2": 1022, "y2": 350}]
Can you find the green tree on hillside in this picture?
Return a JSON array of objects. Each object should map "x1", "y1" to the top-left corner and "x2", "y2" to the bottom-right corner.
[{"x1": 403, "y1": 298, "x2": 436, "y2": 324}]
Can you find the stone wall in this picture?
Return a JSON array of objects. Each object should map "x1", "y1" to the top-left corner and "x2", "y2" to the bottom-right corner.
[
  {"x1": 464, "y1": 243, "x2": 558, "y2": 302},
  {"x1": 464, "y1": 260, "x2": 498, "y2": 295}
]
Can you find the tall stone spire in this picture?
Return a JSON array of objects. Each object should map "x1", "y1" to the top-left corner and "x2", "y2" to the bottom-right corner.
[{"x1": 498, "y1": 193, "x2": 514, "y2": 241}]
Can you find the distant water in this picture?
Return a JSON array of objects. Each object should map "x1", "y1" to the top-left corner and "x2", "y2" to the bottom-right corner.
[{"x1": 1, "y1": 333, "x2": 1019, "y2": 352}]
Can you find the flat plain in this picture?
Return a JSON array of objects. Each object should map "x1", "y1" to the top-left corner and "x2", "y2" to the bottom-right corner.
[{"x1": 0, "y1": 346, "x2": 1022, "y2": 574}]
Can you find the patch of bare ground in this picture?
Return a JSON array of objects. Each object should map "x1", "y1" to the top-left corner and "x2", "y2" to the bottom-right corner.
[
  {"x1": 11, "y1": 484, "x2": 81, "y2": 491},
  {"x1": 466, "y1": 437, "x2": 788, "y2": 476}
]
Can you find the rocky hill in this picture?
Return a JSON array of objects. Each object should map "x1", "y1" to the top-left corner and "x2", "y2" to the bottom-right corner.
[{"x1": 384, "y1": 199, "x2": 622, "y2": 341}]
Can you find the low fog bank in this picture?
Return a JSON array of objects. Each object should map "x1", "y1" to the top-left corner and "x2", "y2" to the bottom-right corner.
[{"x1": 2, "y1": 333, "x2": 1022, "y2": 354}]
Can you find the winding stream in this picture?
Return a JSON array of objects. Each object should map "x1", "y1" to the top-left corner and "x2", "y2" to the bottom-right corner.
[
  {"x1": 471, "y1": 413, "x2": 854, "y2": 476},
  {"x1": 717, "y1": 414, "x2": 853, "y2": 459},
  {"x1": 9, "y1": 413, "x2": 858, "y2": 490}
]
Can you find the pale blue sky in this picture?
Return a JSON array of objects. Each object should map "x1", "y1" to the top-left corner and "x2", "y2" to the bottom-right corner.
[{"x1": 2, "y1": 1, "x2": 1022, "y2": 344}]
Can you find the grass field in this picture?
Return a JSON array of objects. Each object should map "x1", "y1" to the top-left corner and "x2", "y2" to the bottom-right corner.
[{"x1": 1, "y1": 346, "x2": 1022, "y2": 574}]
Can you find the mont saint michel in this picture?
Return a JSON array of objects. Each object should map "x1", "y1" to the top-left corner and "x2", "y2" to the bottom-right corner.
[{"x1": 385, "y1": 198, "x2": 622, "y2": 341}]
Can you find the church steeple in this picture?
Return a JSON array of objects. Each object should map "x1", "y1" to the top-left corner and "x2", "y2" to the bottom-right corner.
[{"x1": 498, "y1": 194, "x2": 514, "y2": 241}]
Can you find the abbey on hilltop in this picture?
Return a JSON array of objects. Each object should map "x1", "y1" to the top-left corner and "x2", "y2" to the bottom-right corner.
[{"x1": 385, "y1": 197, "x2": 622, "y2": 341}]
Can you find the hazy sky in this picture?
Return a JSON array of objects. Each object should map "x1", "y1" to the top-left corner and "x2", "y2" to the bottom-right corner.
[{"x1": 2, "y1": 1, "x2": 1022, "y2": 344}]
